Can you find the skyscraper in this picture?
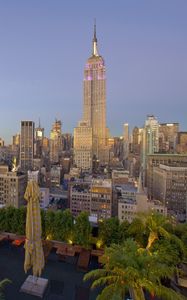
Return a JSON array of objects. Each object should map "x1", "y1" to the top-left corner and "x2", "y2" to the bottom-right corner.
[
  {"x1": 83, "y1": 23, "x2": 109, "y2": 164},
  {"x1": 49, "y1": 119, "x2": 62, "y2": 163},
  {"x1": 74, "y1": 121, "x2": 93, "y2": 170},
  {"x1": 34, "y1": 119, "x2": 44, "y2": 158},
  {"x1": 142, "y1": 115, "x2": 159, "y2": 185},
  {"x1": 20, "y1": 121, "x2": 34, "y2": 171}
]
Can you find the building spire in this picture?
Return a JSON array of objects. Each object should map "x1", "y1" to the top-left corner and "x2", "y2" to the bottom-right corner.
[{"x1": 92, "y1": 19, "x2": 99, "y2": 56}]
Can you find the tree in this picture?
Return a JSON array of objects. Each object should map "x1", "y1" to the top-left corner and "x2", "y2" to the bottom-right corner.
[
  {"x1": 53, "y1": 209, "x2": 74, "y2": 242},
  {"x1": 118, "y1": 220, "x2": 130, "y2": 243},
  {"x1": 0, "y1": 208, "x2": 6, "y2": 232},
  {"x1": 60, "y1": 209, "x2": 74, "y2": 243},
  {"x1": 74, "y1": 211, "x2": 92, "y2": 248},
  {"x1": 84, "y1": 239, "x2": 185, "y2": 300},
  {"x1": 16, "y1": 206, "x2": 26, "y2": 235},
  {"x1": 127, "y1": 213, "x2": 172, "y2": 249},
  {"x1": 45, "y1": 210, "x2": 56, "y2": 239},
  {"x1": 0, "y1": 279, "x2": 11, "y2": 300},
  {"x1": 98, "y1": 217, "x2": 120, "y2": 246}
]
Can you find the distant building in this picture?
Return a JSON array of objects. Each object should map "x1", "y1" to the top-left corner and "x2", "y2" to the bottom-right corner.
[
  {"x1": 116, "y1": 182, "x2": 166, "y2": 223},
  {"x1": 153, "y1": 164, "x2": 187, "y2": 221},
  {"x1": 0, "y1": 138, "x2": 5, "y2": 147},
  {"x1": 159, "y1": 123, "x2": 179, "y2": 153},
  {"x1": 146, "y1": 154, "x2": 187, "y2": 199},
  {"x1": 131, "y1": 127, "x2": 143, "y2": 155},
  {"x1": 83, "y1": 23, "x2": 109, "y2": 164},
  {"x1": 0, "y1": 165, "x2": 27, "y2": 208},
  {"x1": 74, "y1": 121, "x2": 93, "y2": 171},
  {"x1": 12, "y1": 134, "x2": 20, "y2": 146},
  {"x1": 49, "y1": 120, "x2": 62, "y2": 163},
  {"x1": 112, "y1": 170, "x2": 129, "y2": 185},
  {"x1": 20, "y1": 121, "x2": 34, "y2": 172},
  {"x1": 62, "y1": 133, "x2": 73, "y2": 151},
  {"x1": 142, "y1": 115, "x2": 159, "y2": 184},
  {"x1": 42, "y1": 137, "x2": 49, "y2": 154},
  {"x1": 177, "y1": 132, "x2": 187, "y2": 154},
  {"x1": 40, "y1": 187, "x2": 50, "y2": 209},
  {"x1": 69, "y1": 178, "x2": 112, "y2": 220},
  {"x1": 34, "y1": 120, "x2": 44, "y2": 158},
  {"x1": 50, "y1": 165, "x2": 62, "y2": 187}
]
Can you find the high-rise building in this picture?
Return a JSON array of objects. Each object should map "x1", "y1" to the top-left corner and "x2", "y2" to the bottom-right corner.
[
  {"x1": 20, "y1": 121, "x2": 34, "y2": 172},
  {"x1": 123, "y1": 123, "x2": 129, "y2": 142},
  {"x1": 83, "y1": 24, "x2": 109, "y2": 164},
  {"x1": 123, "y1": 123, "x2": 129, "y2": 159},
  {"x1": 0, "y1": 138, "x2": 5, "y2": 147},
  {"x1": 159, "y1": 123, "x2": 179, "y2": 153},
  {"x1": 142, "y1": 115, "x2": 159, "y2": 184},
  {"x1": 176, "y1": 132, "x2": 187, "y2": 154},
  {"x1": 34, "y1": 119, "x2": 44, "y2": 158},
  {"x1": 132, "y1": 127, "x2": 141, "y2": 154},
  {"x1": 62, "y1": 133, "x2": 73, "y2": 152},
  {"x1": 12, "y1": 134, "x2": 20, "y2": 147},
  {"x1": 49, "y1": 119, "x2": 62, "y2": 163},
  {"x1": 74, "y1": 121, "x2": 93, "y2": 171},
  {"x1": 144, "y1": 115, "x2": 159, "y2": 155}
]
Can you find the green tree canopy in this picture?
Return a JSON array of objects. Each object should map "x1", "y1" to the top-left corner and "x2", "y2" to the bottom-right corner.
[
  {"x1": 74, "y1": 211, "x2": 92, "y2": 248},
  {"x1": 98, "y1": 217, "x2": 120, "y2": 246},
  {"x1": 84, "y1": 239, "x2": 185, "y2": 300}
]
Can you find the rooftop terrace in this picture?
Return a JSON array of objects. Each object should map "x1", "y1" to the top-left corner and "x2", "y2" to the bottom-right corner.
[{"x1": 0, "y1": 241, "x2": 99, "y2": 300}]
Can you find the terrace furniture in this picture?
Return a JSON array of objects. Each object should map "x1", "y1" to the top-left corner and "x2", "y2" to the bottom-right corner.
[
  {"x1": 77, "y1": 249, "x2": 91, "y2": 271},
  {"x1": 74, "y1": 245, "x2": 82, "y2": 254},
  {"x1": 12, "y1": 237, "x2": 25, "y2": 247},
  {"x1": 43, "y1": 240, "x2": 53, "y2": 262},
  {"x1": 56, "y1": 244, "x2": 76, "y2": 262},
  {"x1": 75, "y1": 286, "x2": 89, "y2": 300},
  {"x1": 91, "y1": 249, "x2": 104, "y2": 257},
  {"x1": 0, "y1": 234, "x2": 6, "y2": 243}
]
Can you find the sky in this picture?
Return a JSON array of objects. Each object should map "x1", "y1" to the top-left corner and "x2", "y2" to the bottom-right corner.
[{"x1": 0, "y1": 0, "x2": 187, "y2": 144}]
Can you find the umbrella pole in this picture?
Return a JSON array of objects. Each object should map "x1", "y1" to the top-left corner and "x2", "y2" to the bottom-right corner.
[
  {"x1": 31, "y1": 183, "x2": 38, "y2": 285},
  {"x1": 32, "y1": 275, "x2": 38, "y2": 284}
]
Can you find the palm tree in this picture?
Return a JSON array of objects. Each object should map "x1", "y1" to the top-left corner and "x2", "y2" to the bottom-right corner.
[
  {"x1": 127, "y1": 212, "x2": 172, "y2": 250},
  {"x1": 84, "y1": 239, "x2": 184, "y2": 300},
  {"x1": 0, "y1": 279, "x2": 11, "y2": 300},
  {"x1": 144, "y1": 213, "x2": 171, "y2": 250}
]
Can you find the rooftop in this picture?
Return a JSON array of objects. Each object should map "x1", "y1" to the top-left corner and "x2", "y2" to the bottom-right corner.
[{"x1": 0, "y1": 241, "x2": 99, "y2": 300}]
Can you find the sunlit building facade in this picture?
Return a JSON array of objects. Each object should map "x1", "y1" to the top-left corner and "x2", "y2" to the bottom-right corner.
[
  {"x1": 20, "y1": 121, "x2": 34, "y2": 172},
  {"x1": 74, "y1": 121, "x2": 92, "y2": 170},
  {"x1": 83, "y1": 24, "x2": 109, "y2": 164}
]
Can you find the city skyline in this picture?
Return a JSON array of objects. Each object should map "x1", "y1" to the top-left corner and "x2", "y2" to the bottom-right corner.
[{"x1": 0, "y1": 0, "x2": 187, "y2": 144}]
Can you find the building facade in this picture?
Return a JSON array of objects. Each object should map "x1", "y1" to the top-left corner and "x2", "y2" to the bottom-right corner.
[
  {"x1": 74, "y1": 121, "x2": 93, "y2": 170},
  {"x1": 153, "y1": 164, "x2": 187, "y2": 221},
  {"x1": 159, "y1": 123, "x2": 179, "y2": 153},
  {"x1": 49, "y1": 120, "x2": 62, "y2": 163},
  {"x1": 20, "y1": 121, "x2": 34, "y2": 172},
  {"x1": 146, "y1": 154, "x2": 187, "y2": 198},
  {"x1": 69, "y1": 178, "x2": 112, "y2": 220},
  {"x1": 0, "y1": 165, "x2": 27, "y2": 208},
  {"x1": 83, "y1": 24, "x2": 109, "y2": 164}
]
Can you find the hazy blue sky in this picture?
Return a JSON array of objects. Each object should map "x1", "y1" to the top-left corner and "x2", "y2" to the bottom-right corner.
[{"x1": 0, "y1": 0, "x2": 186, "y2": 143}]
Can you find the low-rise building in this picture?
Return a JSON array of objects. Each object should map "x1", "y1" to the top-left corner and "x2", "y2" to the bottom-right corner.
[
  {"x1": 40, "y1": 187, "x2": 50, "y2": 209},
  {"x1": 69, "y1": 178, "x2": 112, "y2": 220},
  {"x1": 117, "y1": 182, "x2": 166, "y2": 223}
]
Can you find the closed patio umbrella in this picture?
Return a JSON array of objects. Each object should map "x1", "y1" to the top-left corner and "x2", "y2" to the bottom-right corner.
[{"x1": 24, "y1": 180, "x2": 44, "y2": 277}]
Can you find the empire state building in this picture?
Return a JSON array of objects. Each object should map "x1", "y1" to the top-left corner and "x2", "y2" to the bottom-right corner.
[{"x1": 83, "y1": 24, "x2": 109, "y2": 164}]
